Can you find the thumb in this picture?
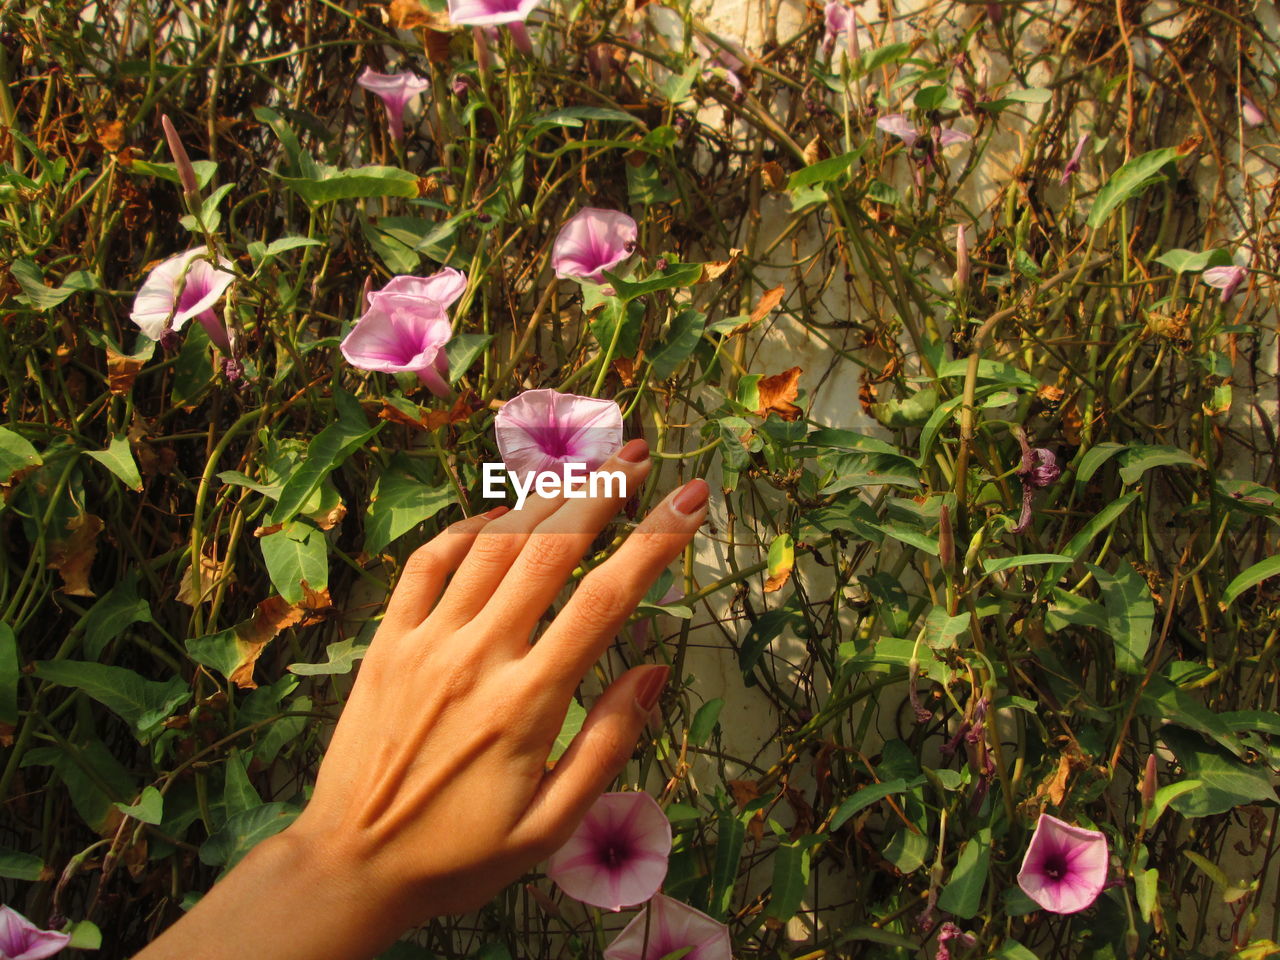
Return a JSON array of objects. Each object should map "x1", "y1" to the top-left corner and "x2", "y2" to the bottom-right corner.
[{"x1": 514, "y1": 664, "x2": 669, "y2": 855}]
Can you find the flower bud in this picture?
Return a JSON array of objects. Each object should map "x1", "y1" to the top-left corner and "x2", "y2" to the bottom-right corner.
[
  {"x1": 161, "y1": 113, "x2": 200, "y2": 201},
  {"x1": 953, "y1": 225, "x2": 969, "y2": 293},
  {"x1": 938, "y1": 503, "x2": 955, "y2": 573},
  {"x1": 1141, "y1": 752, "x2": 1158, "y2": 809}
]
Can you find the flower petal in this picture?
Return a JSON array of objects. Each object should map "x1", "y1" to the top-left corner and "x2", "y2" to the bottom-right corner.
[
  {"x1": 546, "y1": 792, "x2": 672, "y2": 911},
  {"x1": 377, "y1": 267, "x2": 469, "y2": 308},
  {"x1": 1016, "y1": 813, "x2": 1108, "y2": 914},
  {"x1": 876, "y1": 114, "x2": 918, "y2": 147},
  {"x1": 494, "y1": 389, "x2": 624, "y2": 477},
  {"x1": 604, "y1": 895, "x2": 731, "y2": 960},
  {"x1": 447, "y1": 0, "x2": 542, "y2": 26},
  {"x1": 340, "y1": 293, "x2": 452, "y2": 380}
]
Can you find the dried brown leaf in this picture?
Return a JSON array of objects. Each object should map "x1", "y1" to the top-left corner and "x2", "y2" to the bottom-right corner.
[
  {"x1": 47, "y1": 513, "x2": 104, "y2": 597},
  {"x1": 177, "y1": 554, "x2": 234, "y2": 606},
  {"x1": 755, "y1": 366, "x2": 803, "y2": 421},
  {"x1": 749, "y1": 285, "x2": 786, "y2": 326},
  {"x1": 105, "y1": 347, "x2": 146, "y2": 396},
  {"x1": 96, "y1": 120, "x2": 126, "y2": 153},
  {"x1": 760, "y1": 161, "x2": 785, "y2": 190}
]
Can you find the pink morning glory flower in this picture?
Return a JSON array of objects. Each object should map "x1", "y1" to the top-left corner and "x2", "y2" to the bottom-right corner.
[
  {"x1": 340, "y1": 292, "x2": 452, "y2": 396},
  {"x1": 448, "y1": 0, "x2": 540, "y2": 53},
  {"x1": 0, "y1": 905, "x2": 70, "y2": 960},
  {"x1": 130, "y1": 246, "x2": 235, "y2": 351},
  {"x1": 546, "y1": 791, "x2": 672, "y2": 911},
  {"x1": 877, "y1": 114, "x2": 971, "y2": 151},
  {"x1": 1203, "y1": 264, "x2": 1247, "y2": 303},
  {"x1": 1060, "y1": 133, "x2": 1089, "y2": 186},
  {"x1": 370, "y1": 267, "x2": 468, "y2": 311},
  {"x1": 823, "y1": 1, "x2": 860, "y2": 60},
  {"x1": 494, "y1": 389, "x2": 624, "y2": 479},
  {"x1": 1016, "y1": 813, "x2": 1109, "y2": 914},
  {"x1": 552, "y1": 208, "x2": 639, "y2": 284},
  {"x1": 604, "y1": 894, "x2": 731, "y2": 960},
  {"x1": 357, "y1": 68, "x2": 430, "y2": 144}
]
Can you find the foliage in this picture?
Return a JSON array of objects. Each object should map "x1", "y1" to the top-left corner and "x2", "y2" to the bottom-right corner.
[{"x1": 0, "y1": 0, "x2": 1278, "y2": 957}]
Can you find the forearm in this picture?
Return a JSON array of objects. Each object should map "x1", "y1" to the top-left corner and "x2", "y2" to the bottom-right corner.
[{"x1": 135, "y1": 825, "x2": 412, "y2": 960}]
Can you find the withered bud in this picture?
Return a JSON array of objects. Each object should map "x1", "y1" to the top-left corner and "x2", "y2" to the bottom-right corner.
[
  {"x1": 954, "y1": 225, "x2": 970, "y2": 294},
  {"x1": 1141, "y1": 752, "x2": 1158, "y2": 809},
  {"x1": 938, "y1": 503, "x2": 955, "y2": 573}
]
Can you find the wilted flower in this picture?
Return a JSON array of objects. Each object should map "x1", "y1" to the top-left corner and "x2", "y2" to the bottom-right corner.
[
  {"x1": 1203, "y1": 264, "x2": 1247, "y2": 303},
  {"x1": 1017, "y1": 813, "x2": 1109, "y2": 914},
  {"x1": 935, "y1": 922, "x2": 977, "y2": 960},
  {"x1": 340, "y1": 293, "x2": 452, "y2": 395},
  {"x1": 694, "y1": 35, "x2": 746, "y2": 96},
  {"x1": 448, "y1": 0, "x2": 540, "y2": 54},
  {"x1": 1060, "y1": 133, "x2": 1089, "y2": 186},
  {"x1": 1241, "y1": 90, "x2": 1265, "y2": 128},
  {"x1": 604, "y1": 894, "x2": 731, "y2": 960},
  {"x1": 547, "y1": 791, "x2": 671, "y2": 911},
  {"x1": 1013, "y1": 430, "x2": 1059, "y2": 534},
  {"x1": 0, "y1": 905, "x2": 70, "y2": 960},
  {"x1": 130, "y1": 247, "x2": 235, "y2": 351},
  {"x1": 356, "y1": 68, "x2": 430, "y2": 144},
  {"x1": 495, "y1": 389, "x2": 624, "y2": 478},
  {"x1": 552, "y1": 208, "x2": 639, "y2": 284}
]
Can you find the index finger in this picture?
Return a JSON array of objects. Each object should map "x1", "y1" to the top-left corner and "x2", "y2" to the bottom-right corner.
[{"x1": 524, "y1": 478, "x2": 710, "y2": 691}]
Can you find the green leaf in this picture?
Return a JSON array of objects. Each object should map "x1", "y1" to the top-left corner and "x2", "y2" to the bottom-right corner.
[
  {"x1": 1160, "y1": 726, "x2": 1278, "y2": 817},
  {"x1": 365, "y1": 475, "x2": 454, "y2": 555},
  {"x1": 273, "y1": 393, "x2": 380, "y2": 526},
  {"x1": 531, "y1": 106, "x2": 639, "y2": 129},
  {"x1": 10, "y1": 259, "x2": 76, "y2": 310},
  {"x1": 936, "y1": 826, "x2": 991, "y2": 919},
  {"x1": 830, "y1": 778, "x2": 909, "y2": 831},
  {"x1": 650, "y1": 307, "x2": 706, "y2": 381},
  {"x1": 606, "y1": 262, "x2": 704, "y2": 301},
  {"x1": 1135, "y1": 865, "x2": 1159, "y2": 923},
  {"x1": 739, "y1": 605, "x2": 804, "y2": 675},
  {"x1": 65, "y1": 920, "x2": 102, "y2": 950},
  {"x1": 84, "y1": 571, "x2": 153, "y2": 660},
  {"x1": 548, "y1": 698, "x2": 586, "y2": 763},
  {"x1": 21, "y1": 735, "x2": 135, "y2": 832},
  {"x1": 1221, "y1": 555, "x2": 1280, "y2": 608},
  {"x1": 788, "y1": 149, "x2": 863, "y2": 191},
  {"x1": 1075, "y1": 441, "x2": 1127, "y2": 485},
  {"x1": 1040, "y1": 491, "x2": 1139, "y2": 587},
  {"x1": 659, "y1": 63, "x2": 699, "y2": 104},
  {"x1": 767, "y1": 533, "x2": 794, "y2": 582},
  {"x1": 1087, "y1": 147, "x2": 1180, "y2": 229},
  {"x1": 1118, "y1": 444, "x2": 1202, "y2": 485},
  {"x1": 279, "y1": 164, "x2": 420, "y2": 205},
  {"x1": 935, "y1": 358, "x2": 1040, "y2": 390},
  {"x1": 0, "y1": 623, "x2": 17, "y2": 726},
  {"x1": 983, "y1": 554, "x2": 1073, "y2": 574},
  {"x1": 0, "y1": 426, "x2": 41, "y2": 483},
  {"x1": 85, "y1": 435, "x2": 143, "y2": 491},
  {"x1": 1142, "y1": 780, "x2": 1201, "y2": 829},
  {"x1": 259, "y1": 522, "x2": 328, "y2": 604},
  {"x1": 249, "y1": 235, "x2": 324, "y2": 267},
  {"x1": 127, "y1": 157, "x2": 218, "y2": 189},
  {"x1": 870, "y1": 387, "x2": 937, "y2": 428},
  {"x1": 920, "y1": 607, "x2": 970, "y2": 649},
  {"x1": 222, "y1": 748, "x2": 261, "y2": 817},
  {"x1": 115, "y1": 786, "x2": 164, "y2": 825},
  {"x1": 992, "y1": 940, "x2": 1041, "y2": 960},
  {"x1": 33, "y1": 660, "x2": 190, "y2": 742},
  {"x1": 1154, "y1": 247, "x2": 1234, "y2": 273},
  {"x1": 709, "y1": 808, "x2": 745, "y2": 918},
  {"x1": 445, "y1": 333, "x2": 492, "y2": 384},
  {"x1": 1088, "y1": 560, "x2": 1154, "y2": 674},
  {"x1": 859, "y1": 42, "x2": 911, "y2": 73},
  {"x1": 0, "y1": 846, "x2": 44, "y2": 881},
  {"x1": 199, "y1": 802, "x2": 299, "y2": 870},
  {"x1": 689, "y1": 698, "x2": 724, "y2": 746},
  {"x1": 766, "y1": 838, "x2": 816, "y2": 921},
  {"x1": 288, "y1": 638, "x2": 369, "y2": 676}
]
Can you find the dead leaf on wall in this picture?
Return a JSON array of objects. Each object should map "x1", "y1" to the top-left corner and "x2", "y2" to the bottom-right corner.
[
  {"x1": 755, "y1": 366, "x2": 803, "y2": 421},
  {"x1": 699, "y1": 248, "x2": 743, "y2": 283},
  {"x1": 105, "y1": 347, "x2": 146, "y2": 396},
  {"x1": 760, "y1": 161, "x2": 785, "y2": 190},
  {"x1": 750, "y1": 285, "x2": 786, "y2": 325},
  {"x1": 227, "y1": 587, "x2": 334, "y2": 689},
  {"x1": 47, "y1": 513, "x2": 104, "y2": 597},
  {"x1": 389, "y1": 0, "x2": 450, "y2": 30}
]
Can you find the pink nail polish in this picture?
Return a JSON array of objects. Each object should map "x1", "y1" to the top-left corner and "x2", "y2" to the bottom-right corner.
[
  {"x1": 618, "y1": 438, "x2": 649, "y2": 463},
  {"x1": 634, "y1": 665, "x2": 669, "y2": 711}
]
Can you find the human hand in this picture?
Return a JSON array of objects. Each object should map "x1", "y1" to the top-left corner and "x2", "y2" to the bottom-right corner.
[{"x1": 138, "y1": 439, "x2": 708, "y2": 959}]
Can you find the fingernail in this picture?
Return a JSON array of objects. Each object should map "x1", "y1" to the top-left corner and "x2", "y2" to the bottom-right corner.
[
  {"x1": 618, "y1": 438, "x2": 649, "y2": 463},
  {"x1": 482, "y1": 506, "x2": 509, "y2": 519},
  {"x1": 634, "y1": 665, "x2": 669, "y2": 712},
  {"x1": 670, "y1": 478, "x2": 709, "y2": 515}
]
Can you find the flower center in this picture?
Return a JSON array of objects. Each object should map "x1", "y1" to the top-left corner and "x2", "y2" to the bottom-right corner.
[
  {"x1": 1042, "y1": 853, "x2": 1069, "y2": 881},
  {"x1": 488, "y1": 0, "x2": 525, "y2": 12},
  {"x1": 599, "y1": 838, "x2": 632, "y2": 869}
]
